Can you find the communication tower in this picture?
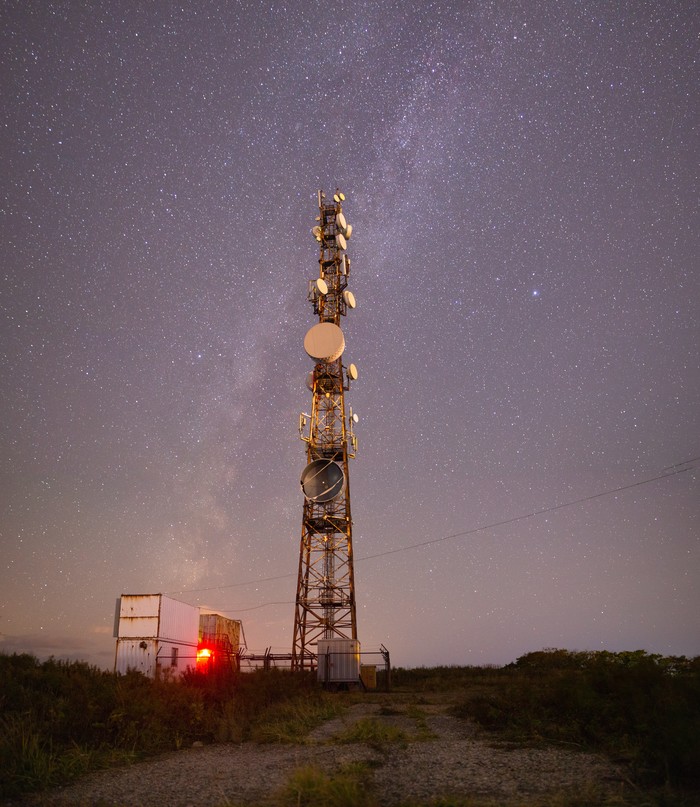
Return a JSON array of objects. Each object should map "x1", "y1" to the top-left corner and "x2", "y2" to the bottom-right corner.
[{"x1": 292, "y1": 189, "x2": 360, "y2": 671}]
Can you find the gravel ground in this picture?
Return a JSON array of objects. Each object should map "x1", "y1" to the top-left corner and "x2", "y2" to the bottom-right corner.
[{"x1": 19, "y1": 700, "x2": 627, "y2": 806}]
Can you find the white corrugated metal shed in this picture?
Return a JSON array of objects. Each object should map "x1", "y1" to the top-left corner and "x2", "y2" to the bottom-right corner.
[{"x1": 114, "y1": 594, "x2": 199, "y2": 677}]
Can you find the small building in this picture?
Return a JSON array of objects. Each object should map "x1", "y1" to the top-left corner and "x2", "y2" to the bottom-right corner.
[
  {"x1": 317, "y1": 638, "x2": 361, "y2": 687},
  {"x1": 114, "y1": 594, "x2": 242, "y2": 678},
  {"x1": 197, "y1": 611, "x2": 243, "y2": 673}
]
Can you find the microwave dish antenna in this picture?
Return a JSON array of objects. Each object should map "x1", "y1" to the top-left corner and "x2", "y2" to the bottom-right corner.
[
  {"x1": 303, "y1": 322, "x2": 345, "y2": 362},
  {"x1": 300, "y1": 459, "x2": 345, "y2": 502}
]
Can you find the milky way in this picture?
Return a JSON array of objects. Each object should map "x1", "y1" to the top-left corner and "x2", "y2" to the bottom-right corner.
[{"x1": 1, "y1": 1, "x2": 698, "y2": 667}]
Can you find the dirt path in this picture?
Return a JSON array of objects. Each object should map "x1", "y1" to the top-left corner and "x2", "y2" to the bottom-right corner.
[{"x1": 22, "y1": 697, "x2": 626, "y2": 806}]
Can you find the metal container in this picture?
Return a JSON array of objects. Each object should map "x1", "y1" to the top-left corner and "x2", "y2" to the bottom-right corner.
[
  {"x1": 360, "y1": 664, "x2": 377, "y2": 690},
  {"x1": 158, "y1": 596, "x2": 200, "y2": 643},
  {"x1": 199, "y1": 612, "x2": 241, "y2": 650},
  {"x1": 114, "y1": 594, "x2": 199, "y2": 677},
  {"x1": 116, "y1": 593, "x2": 161, "y2": 638},
  {"x1": 198, "y1": 612, "x2": 242, "y2": 669},
  {"x1": 316, "y1": 638, "x2": 361, "y2": 684}
]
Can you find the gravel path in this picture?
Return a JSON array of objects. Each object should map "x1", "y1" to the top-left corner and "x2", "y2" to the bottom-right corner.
[{"x1": 21, "y1": 700, "x2": 626, "y2": 806}]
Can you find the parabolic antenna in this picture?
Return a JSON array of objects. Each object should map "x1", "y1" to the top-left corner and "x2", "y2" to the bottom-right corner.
[
  {"x1": 336, "y1": 233, "x2": 347, "y2": 250},
  {"x1": 336, "y1": 212, "x2": 346, "y2": 231},
  {"x1": 311, "y1": 226, "x2": 322, "y2": 241},
  {"x1": 342, "y1": 290, "x2": 356, "y2": 309},
  {"x1": 333, "y1": 193, "x2": 340, "y2": 203},
  {"x1": 348, "y1": 363, "x2": 358, "y2": 381},
  {"x1": 315, "y1": 277, "x2": 328, "y2": 295},
  {"x1": 301, "y1": 459, "x2": 344, "y2": 502},
  {"x1": 306, "y1": 371, "x2": 314, "y2": 391},
  {"x1": 344, "y1": 223, "x2": 353, "y2": 239},
  {"x1": 339, "y1": 191, "x2": 346, "y2": 201},
  {"x1": 304, "y1": 322, "x2": 345, "y2": 362},
  {"x1": 352, "y1": 412, "x2": 359, "y2": 423}
]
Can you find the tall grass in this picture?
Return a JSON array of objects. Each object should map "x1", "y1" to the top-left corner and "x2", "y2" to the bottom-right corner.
[
  {"x1": 0, "y1": 653, "x2": 327, "y2": 798},
  {"x1": 2, "y1": 649, "x2": 698, "y2": 801},
  {"x1": 250, "y1": 695, "x2": 343, "y2": 743},
  {"x1": 276, "y1": 763, "x2": 377, "y2": 807},
  {"x1": 334, "y1": 716, "x2": 409, "y2": 749},
  {"x1": 451, "y1": 650, "x2": 700, "y2": 789}
]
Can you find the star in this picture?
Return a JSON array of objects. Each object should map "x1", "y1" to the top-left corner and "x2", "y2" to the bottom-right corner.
[{"x1": 0, "y1": 0, "x2": 697, "y2": 668}]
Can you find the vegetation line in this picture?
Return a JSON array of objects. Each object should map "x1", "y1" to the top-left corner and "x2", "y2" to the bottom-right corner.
[{"x1": 1, "y1": 648, "x2": 699, "y2": 804}]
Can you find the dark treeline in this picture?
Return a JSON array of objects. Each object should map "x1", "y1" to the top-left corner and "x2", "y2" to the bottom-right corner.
[{"x1": 1, "y1": 649, "x2": 698, "y2": 801}]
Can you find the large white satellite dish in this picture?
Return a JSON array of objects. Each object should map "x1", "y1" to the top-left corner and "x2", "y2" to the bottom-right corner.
[
  {"x1": 304, "y1": 322, "x2": 345, "y2": 362},
  {"x1": 336, "y1": 212, "x2": 346, "y2": 231},
  {"x1": 342, "y1": 290, "x2": 356, "y2": 309},
  {"x1": 348, "y1": 363, "x2": 358, "y2": 381},
  {"x1": 336, "y1": 233, "x2": 347, "y2": 250},
  {"x1": 315, "y1": 278, "x2": 328, "y2": 295},
  {"x1": 344, "y1": 223, "x2": 353, "y2": 239}
]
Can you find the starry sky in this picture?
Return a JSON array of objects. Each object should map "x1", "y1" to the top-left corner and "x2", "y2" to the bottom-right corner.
[{"x1": 2, "y1": 1, "x2": 698, "y2": 669}]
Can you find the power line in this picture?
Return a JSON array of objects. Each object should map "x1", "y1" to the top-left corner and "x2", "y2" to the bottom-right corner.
[
  {"x1": 662, "y1": 455, "x2": 700, "y2": 471},
  {"x1": 167, "y1": 571, "x2": 294, "y2": 596},
  {"x1": 225, "y1": 601, "x2": 294, "y2": 613},
  {"x1": 359, "y1": 465, "x2": 695, "y2": 562},
  {"x1": 166, "y1": 463, "x2": 695, "y2": 597}
]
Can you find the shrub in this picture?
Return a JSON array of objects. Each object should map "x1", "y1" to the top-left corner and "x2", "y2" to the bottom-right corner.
[{"x1": 455, "y1": 649, "x2": 700, "y2": 788}]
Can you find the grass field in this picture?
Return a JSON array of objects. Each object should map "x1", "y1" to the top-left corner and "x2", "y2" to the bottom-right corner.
[{"x1": 1, "y1": 649, "x2": 698, "y2": 805}]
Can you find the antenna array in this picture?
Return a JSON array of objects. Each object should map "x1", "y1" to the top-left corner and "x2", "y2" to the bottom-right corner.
[{"x1": 292, "y1": 189, "x2": 359, "y2": 670}]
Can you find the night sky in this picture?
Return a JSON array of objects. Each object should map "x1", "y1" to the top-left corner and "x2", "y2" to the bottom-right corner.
[{"x1": 2, "y1": 1, "x2": 698, "y2": 669}]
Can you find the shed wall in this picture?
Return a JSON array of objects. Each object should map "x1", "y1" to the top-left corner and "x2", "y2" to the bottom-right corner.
[
  {"x1": 116, "y1": 594, "x2": 198, "y2": 643},
  {"x1": 160, "y1": 596, "x2": 200, "y2": 643},
  {"x1": 199, "y1": 613, "x2": 241, "y2": 651},
  {"x1": 114, "y1": 639, "x2": 158, "y2": 677}
]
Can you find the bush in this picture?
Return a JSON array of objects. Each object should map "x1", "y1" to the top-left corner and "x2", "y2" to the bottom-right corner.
[{"x1": 454, "y1": 649, "x2": 700, "y2": 788}]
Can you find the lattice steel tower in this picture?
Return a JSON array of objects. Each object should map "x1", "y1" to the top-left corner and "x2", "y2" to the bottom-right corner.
[{"x1": 292, "y1": 189, "x2": 359, "y2": 670}]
